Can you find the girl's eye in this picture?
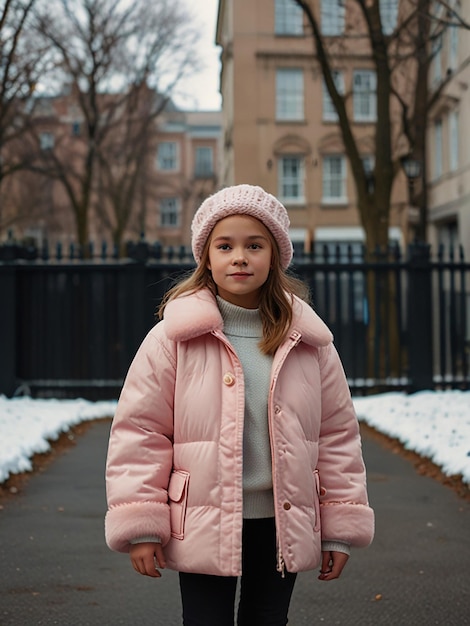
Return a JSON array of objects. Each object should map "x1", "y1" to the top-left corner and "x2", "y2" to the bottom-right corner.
[
  {"x1": 217, "y1": 244, "x2": 231, "y2": 250},
  {"x1": 249, "y1": 243, "x2": 261, "y2": 249}
]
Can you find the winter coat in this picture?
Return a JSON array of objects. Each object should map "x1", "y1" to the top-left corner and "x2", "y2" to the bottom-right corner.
[{"x1": 105, "y1": 288, "x2": 374, "y2": 576}]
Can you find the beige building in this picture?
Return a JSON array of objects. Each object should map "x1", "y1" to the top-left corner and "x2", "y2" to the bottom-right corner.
[
  {"x1": 427, "y1": 1, "x2": 470, "y2": 257},
  {"x1": 216, "y1": 0, "x2": 418, "y2": 251}
]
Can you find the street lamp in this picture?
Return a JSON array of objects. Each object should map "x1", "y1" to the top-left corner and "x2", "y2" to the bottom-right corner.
[
  {"x1": 401, "y1": 155, "x2": 421, "y2": 181},
  {"x1": 401, "y1": 154, "x2": 425, "y2": 241}
]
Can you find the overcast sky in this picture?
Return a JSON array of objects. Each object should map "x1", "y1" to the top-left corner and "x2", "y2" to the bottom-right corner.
[{"x1": 174, "y1": 0, "x2": 221, "y2": 111}]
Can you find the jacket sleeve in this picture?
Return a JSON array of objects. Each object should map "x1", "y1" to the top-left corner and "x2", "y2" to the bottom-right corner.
[
  {"x1": 105, "y1": 327, "x2": 176, "y2": 553},
  {"x1": 317, "y1": 343, "x2": 374, "y2": 548}
]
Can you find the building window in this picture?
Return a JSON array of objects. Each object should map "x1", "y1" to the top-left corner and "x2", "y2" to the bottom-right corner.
[
  {"x1": 159, "y1": 197, "x2": 180, "y2": 227},
  {"x1": 434, "y1": 119, "x2": 443, "y2": 179},
  {"x1": 448, "y1": 25, "x2": 459, "y2": 71},
  {"x1": 353, "y1": 70, "x2": 377, "y2": 122},
  {"x1": 449, "y1": 111, "x2": 459, "y2": 172},
  {"x1": 322, "y1": 70, "x2": 344, "y2": 121},
  {"x1": 157, "y1": 141, "x2": 178, "y2": 171},
  {"x1": 194, "y1": 146, "x2": 214, "y2": 177},
  {"x1": 275, "y1": 0, "x2": 303, "y2": 35},
  {"x1": 437, "y1": 220, "x2": 458, "y2": 249},
  {"x1": 71, "y1": 121, "x2": 81, "y2": 136},
  {"x1": 380, "y1": 0, "x2": 398, "y2": 35},
  {"x1": 278, "y1": 156, "x2": 305, "y2": 203},
  {"x1": 276, "y1": 68, "x2": 304, "y2": 121},
  {"x1": 322, "y1": 155, "x2": 347, "y2": 203},
  {"x1": 362, "y1": 155, "x2": 375, "y2": 175},
  {"x1": 39, "y1": 132, "x2": 54, "y2": 150},
  {"x1": 362, "y1": 155, "x2": 375, "y2": 192},
  {"x1": 321, "y1": 0, "x2": 345, "y2": 36},
  {"x1": 432, "y1": 35, "x2": 443, "y2": 85}
]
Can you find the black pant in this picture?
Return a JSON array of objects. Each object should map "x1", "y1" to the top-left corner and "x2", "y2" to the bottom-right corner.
[{"x1": 179, "y1": 517, "x2": 297, "y2": 626}]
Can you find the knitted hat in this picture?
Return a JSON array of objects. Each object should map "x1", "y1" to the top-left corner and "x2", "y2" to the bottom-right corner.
[{"x1": 191, "y1": 184, "x2": 293, "y2": 269}]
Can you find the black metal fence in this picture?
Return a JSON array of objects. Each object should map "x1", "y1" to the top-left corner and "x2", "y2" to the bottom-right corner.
[{"x1": 1, "y1": 240, "x2": 469, "y2": 399}]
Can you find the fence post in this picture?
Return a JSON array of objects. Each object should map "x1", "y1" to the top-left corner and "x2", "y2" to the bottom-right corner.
[
  {"x1": 0, "y1": 263, "x2": 17, "y2": 396},
  {"x1": 407, "y1": 242, "x2": 433, "y2": 392}
]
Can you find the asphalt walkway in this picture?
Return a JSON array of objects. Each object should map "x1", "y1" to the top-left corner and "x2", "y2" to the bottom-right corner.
[{"x1": 0, "y1": 420, "x2": 469, "y2": 625}]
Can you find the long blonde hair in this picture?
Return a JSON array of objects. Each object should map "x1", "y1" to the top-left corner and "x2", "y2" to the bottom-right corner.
[{"x1": 157, "y1": 228, "x2": 309, "y2": 355}]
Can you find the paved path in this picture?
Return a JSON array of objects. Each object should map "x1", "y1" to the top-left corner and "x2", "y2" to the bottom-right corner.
[{"x1": 0, "y1": 420, "x2": 469, "y2": 625}]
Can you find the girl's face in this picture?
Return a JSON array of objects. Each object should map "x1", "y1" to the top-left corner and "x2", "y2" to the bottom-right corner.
[{"x1": 207, "y1": 214, "x2": 273, "y2": 309}]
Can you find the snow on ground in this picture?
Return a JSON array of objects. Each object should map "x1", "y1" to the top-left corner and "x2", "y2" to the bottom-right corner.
[
  {"x1": 0, "y1": 396, "x2": 116, "y2": 483},
  {"x1": 0, "y1": 391, "x2": 469, "y2": 486}
]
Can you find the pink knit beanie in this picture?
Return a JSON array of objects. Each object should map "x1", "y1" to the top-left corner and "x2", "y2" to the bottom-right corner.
[{"x1": 191, "y1": 184, "x2": 293, "y2": 269}]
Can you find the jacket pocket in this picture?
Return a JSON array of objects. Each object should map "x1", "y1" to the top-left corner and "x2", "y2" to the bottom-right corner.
[
  {"x1": 313, "y1": 469, "x2": 321, "y2": 532},
  {"x1": 168, "y1": 469, "x2": 190, "y2": 540}
]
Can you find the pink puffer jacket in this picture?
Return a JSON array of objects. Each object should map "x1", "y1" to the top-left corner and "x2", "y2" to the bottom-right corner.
[{"x1": 105, "y1": 289, "x2": 374, "y2": 576}]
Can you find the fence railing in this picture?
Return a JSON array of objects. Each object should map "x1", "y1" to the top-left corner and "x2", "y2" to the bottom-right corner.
[{"x1": 1, "y1": 241, "x2": 469, "y2": 399}]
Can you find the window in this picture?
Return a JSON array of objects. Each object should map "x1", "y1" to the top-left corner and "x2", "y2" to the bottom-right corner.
[
  {"x1": 157, "y1": 141, "x2": 178, "y2": 171},
  {"x1": 448, "y1": 26, "x2": 459, "y2": 71},
  {"x1": 278, "y1": 156, "x2": 305, "y2": 203},
  {"x1": 437, "y1": 220, "x2": 458, "y2": 249},
  {"x1": 276, "y1": 68, "x2": 304, "y2": 121},
  {"x1": 432, "y1": 35, "x2": 443, "y2": 85},
  {"x1": 434, "y1": 119, "x2": 443, "y2": 179},
  {"x1": 275, "y1": 0, "x2": 303, "y2": 35},
  {"x1": 71, "y1": 121, "x2": 81, "y2": 136},
  {"x1": 362, "y1": 155, "x2": 375, "y2": 176},
  {"x1": 39, "y1": 132, "x2": 54, "y2": 150},
  {"x1": 380, "y1": 0, "x2": 398, "y2": 35},
  {"x1": 321, "y1": 0, "x2": 345, "y2": 36},
  {"x1": 159, "y1": 198, "x2": 180, "y2": 227},
  {"x1": 194, "y1": 146, "x2": 214, "y2": 177},
  {"x1": 322, "y1": 155, "x2": 347, "y2": 202},
  {"x1": 322, "y1": 71, "x2": 344, "y2": 121},
  {"x1": 362, "y1": 155, "x2": 375, "y2": 192},
  {"x1": 449, "y1": 111, "x2": 459, "y2": 172},
  {"x1": 353, "y1": 70, "x2": 377, "y2": 122}
]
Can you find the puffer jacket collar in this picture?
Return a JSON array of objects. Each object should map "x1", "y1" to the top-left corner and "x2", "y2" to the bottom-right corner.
[{"x1": 163, "y1": 288, "x2": 332, "y2": 348}]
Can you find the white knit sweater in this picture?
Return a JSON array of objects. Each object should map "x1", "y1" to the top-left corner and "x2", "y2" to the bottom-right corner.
[{"x1": 217, "y1": 296, "x2": 275, "y2": 519}]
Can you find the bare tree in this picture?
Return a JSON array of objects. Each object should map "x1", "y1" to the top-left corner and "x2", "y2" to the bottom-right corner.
[
  {"x1": 293, "y1": 0, "x2": 468, "y2": 381},
  {"x1": 0, "y1": 0, "x2": 52, "y2": 236},
  {"x1": 94, "y1": 86, "x2": 176, "y2": 252},
  {"x1": 30, "y1": 0, "x2": 200, "y2": 252},
  {"x1": 294, "y1": 0, "x2": 468, "y2": 252}
]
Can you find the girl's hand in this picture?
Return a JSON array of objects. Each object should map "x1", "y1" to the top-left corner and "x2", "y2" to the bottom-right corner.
[
  {"x1": 130, "y1": 542, "x2": 166, "y2": 578},
  {"x1": 318, "y1": 550, "x2": 349, "y2": 581}
]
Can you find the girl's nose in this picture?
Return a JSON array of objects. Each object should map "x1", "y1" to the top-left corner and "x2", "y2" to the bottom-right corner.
[{"x1": 232, "y1": 251, "x2": 247, "y2": 266}]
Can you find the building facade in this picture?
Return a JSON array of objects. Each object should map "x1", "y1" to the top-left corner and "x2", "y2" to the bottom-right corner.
[
  {"x1": 152, "y1": 109, "x2": 223, "y2": 248},
  {"x1": 216, "y1": 0, "x2": 429, "y2": 251},
  {"x1": 427, "y1": 1, "x2": 470, "y2": 257}
]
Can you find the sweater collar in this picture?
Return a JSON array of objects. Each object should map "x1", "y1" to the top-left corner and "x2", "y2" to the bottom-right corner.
[
  {"x1": 216, "y1": 296, "x2": 263, "y2": 338},
  {"x1": 163, "y1": 288, "x2": 332, "y2": 347}
]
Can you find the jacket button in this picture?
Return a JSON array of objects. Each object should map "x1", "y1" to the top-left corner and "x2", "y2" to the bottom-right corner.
[
  {"x1": 283, "y1": 502, "x2": 291, "y2": 511},
  {"x1": 223, "y1": 372, "x2": 235, "y2": 386}
]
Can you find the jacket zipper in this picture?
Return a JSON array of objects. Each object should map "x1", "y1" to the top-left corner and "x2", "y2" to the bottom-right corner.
[
  {"x1": 270, "y1": 332, "x2": 301, "y2": 580},
  {"x1": 213, "y1": 328, "x2": 301, "y2": 577},
  {"x1": 277, "y1": 542, "x2": 286, "y2": 577}
]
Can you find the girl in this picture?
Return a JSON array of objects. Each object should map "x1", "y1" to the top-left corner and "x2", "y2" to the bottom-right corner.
[{"x1": 105, "y1": 184, "x2": 374, "y2": 625}]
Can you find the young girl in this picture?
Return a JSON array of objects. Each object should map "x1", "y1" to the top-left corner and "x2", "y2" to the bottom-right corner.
[{"x1": 105, "y1": 184, "x2": 374, "y2": 625}]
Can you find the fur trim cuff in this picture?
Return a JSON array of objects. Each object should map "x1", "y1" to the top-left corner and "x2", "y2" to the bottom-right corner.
[
  {"x1": 320, "y1": 503, "x2": 375, "y2": 548},
  {"x1": 105, "y1": 501, "x2": 170, "y2": 553}
]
